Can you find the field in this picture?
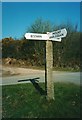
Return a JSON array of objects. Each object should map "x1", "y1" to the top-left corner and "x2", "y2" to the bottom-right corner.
[{"x1": 2, "y1": 82, "x2": 81, "y2": 118}]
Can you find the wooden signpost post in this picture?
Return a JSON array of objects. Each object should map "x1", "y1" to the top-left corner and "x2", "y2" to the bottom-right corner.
[
  {"x1": 45, "y1": 40, "x2": 54, "y2": 100},
  {"x1": 25, "y1": 28, "x2": 67, "y2": 101}
]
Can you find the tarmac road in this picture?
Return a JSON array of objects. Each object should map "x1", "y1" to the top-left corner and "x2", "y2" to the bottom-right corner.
[{"x1": 0, "y1": 70, "x2": 80, "y2": 86}]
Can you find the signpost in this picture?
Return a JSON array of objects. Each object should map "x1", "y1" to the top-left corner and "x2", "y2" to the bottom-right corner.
[
  {"x1": 25, "y1": 28, "x2": 67, "y2": 101},
  {"x1": 45, "y1": 40, "x2": 54, "y2": 100},
  {"x1": 48, "y1": 28, "x2": 67, "y2": 39},
  {"x1": 25, "y1": 33, "x2": 62, "y2": 41},
  {"x1": 25, "y1": 33, "x2": 49, "y2": 40}
]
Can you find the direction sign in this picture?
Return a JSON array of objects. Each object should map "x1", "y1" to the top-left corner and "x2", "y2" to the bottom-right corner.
[
  {"x1": 48, "y1": 28, "x2": 67, "y2": 39},
  {"x1": 25, "y1": 33, "x2": 61, "y2": 42},
  {"x1": 49, "y1": 37, "x2": 61, "y2": 42},
  {"x1": 25, "y1": 33, "x2": 49, "y2": 40}
]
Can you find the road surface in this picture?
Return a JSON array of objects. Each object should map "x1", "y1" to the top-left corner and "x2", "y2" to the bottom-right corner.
[{"x1": 0, "y1": 66, "x2": 80, "y2": 85}]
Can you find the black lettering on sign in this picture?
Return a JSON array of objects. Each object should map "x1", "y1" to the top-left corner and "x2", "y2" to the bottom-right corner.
[
  {"x1": 55, "y1": 33, "x2": 64, "y2": 38},
  {"x1": 31, "y1": 35, "x2": 42, "y2": 38},
  {"x1": 49, "y1": 33, "x2": 64, "y2": 39},
  {"x1": 53, "y1": 30, "x2": 61, "y2": 35}
]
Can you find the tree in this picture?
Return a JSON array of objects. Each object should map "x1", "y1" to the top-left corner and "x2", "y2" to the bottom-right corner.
[
  {"x1": 26, "y1": 18, "x2": 53, "y2": 66},
  {"x1": 2, "y1": 18, "x2": 80, "y2": 71}
]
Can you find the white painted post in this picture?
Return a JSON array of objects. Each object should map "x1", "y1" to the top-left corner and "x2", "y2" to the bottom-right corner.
[{"x1": 45, "y1": 40, "x2": 54, "y2": 101}]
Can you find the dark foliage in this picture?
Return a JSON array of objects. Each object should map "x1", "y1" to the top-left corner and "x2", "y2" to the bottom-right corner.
[{"x1": 2, "y1": 19, "x2": 80, "y2": 70}]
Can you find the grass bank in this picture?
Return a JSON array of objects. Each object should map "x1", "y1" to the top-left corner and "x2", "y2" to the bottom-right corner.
[{"x1": 2, "y1": 82, "x2": 81, "y2": 118}]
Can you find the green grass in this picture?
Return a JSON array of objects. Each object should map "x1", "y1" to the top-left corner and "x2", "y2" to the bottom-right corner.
[{"x1": 2, "y1": 82, "x2": 81, "y2": 118}]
